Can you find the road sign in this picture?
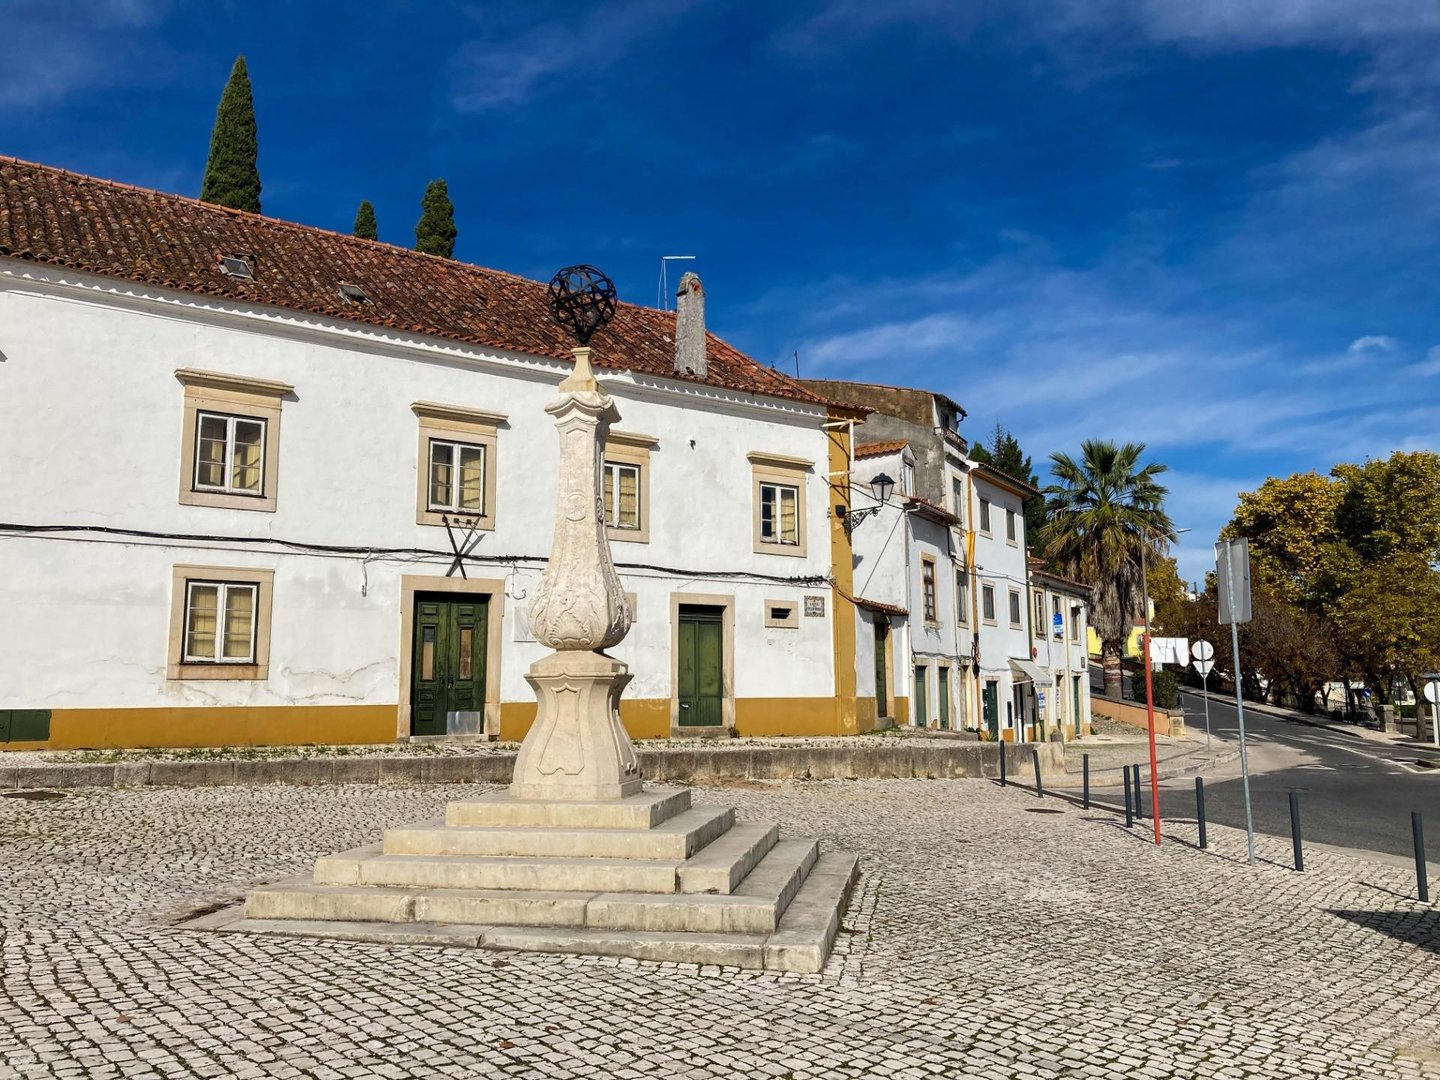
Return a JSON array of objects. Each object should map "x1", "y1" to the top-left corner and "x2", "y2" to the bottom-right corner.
[
  {"x1": 1216, "y1": 539, "x2": 1252, "y2": 625},
  {"x1": 1038, "y1": 690, "x2": 1047, "y2": 709},
  {"x1": 1425, "y1": 682, "x2": 1440, "y2": 705},
  {"x1": 1052, "y1": 612, "x2": 1063, "y2": 637},
  {"x1": 1192, "y1": 639, "x2": 1215, "y2": 662},
  {"x1": 1193, "y1": 659, "x2": 1214, "y2": 677}
]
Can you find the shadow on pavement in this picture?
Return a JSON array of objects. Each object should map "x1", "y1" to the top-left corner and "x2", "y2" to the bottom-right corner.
[{"x1": 1329, "y1": 909, "x2": 1440, "y2": 954}]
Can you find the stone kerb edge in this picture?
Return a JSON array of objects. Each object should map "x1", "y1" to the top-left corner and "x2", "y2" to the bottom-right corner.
[{"x1": 0, "y1": 741, "x2": 1068, "y2": 790}]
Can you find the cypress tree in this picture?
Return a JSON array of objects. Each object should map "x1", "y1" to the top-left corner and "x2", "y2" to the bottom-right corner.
[
  {"x1": 354, "y1": 200, "x2": 378, "y2": 240},
  {"x1": 415, "y1": 179, "x2": 457, "y2": 258},
  {"x1": 199, "y1": 56, "x2": 262, "y2": 214}
]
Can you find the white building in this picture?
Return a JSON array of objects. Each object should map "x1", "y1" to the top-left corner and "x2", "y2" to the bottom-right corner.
[
  {"x1": 801, "y1": 380, "x2": 1054, "y2": 741},
  {"x1": 1028, "y1": 562, "x2": 1092, "y2": 739},
  {"x1": 0, "y1": 157, "x2": 874, "y2": 750}
]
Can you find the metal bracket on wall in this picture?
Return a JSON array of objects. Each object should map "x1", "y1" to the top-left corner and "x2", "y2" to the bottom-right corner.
[{"x1": 442, "y1": 514, "x2": 483, "y2": 579}]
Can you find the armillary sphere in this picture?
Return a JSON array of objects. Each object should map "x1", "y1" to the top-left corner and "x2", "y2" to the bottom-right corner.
[{"x1": 547, "y1": 265, "x2": 618, "y2": 346}]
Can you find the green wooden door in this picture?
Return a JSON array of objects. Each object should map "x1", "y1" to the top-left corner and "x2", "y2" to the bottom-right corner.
[
  {"x1": 914, "y1": 666, "x2": 927, "y2": 727},
  {"x1": 873, "y1": 620, "x2": 889, "y2": 717},
  {"x1": 410, "y1": 596, "x2": 487, "y2": 736},
  {"x1": 982, "y1": 681, "x2": 999, "y2": 738},
  {"x1": 1073, "y1": 675, "x2": 1082, "y2": 733},
  {"x1": 938, "y1": 667, "x2": 950, "y2": 730},
  {"x1": 677, "y1": 605, "x2": 724, "y2": 727}
]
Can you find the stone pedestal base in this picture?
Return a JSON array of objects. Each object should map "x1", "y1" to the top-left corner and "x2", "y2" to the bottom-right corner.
[{"x1": 511, "y1": 650, "x2": 642, "y2": 802}]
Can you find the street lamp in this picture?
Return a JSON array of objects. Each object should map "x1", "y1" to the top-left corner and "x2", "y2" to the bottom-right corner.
[
  {"x1": 836, "y1": 472, "x2": 896, "y2": 534},
  {"x1": 1140, "y1": 525, "x2": 1189, "y2": 847}
]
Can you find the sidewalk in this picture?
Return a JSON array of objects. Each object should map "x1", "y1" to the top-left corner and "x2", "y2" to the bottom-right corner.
[
  {"x1": 1179, "y1": 689, "x2": 1440, "y2": 755},
  {"x1": 1062, "y1": 722, "x2": 1238, "y2": 786}
]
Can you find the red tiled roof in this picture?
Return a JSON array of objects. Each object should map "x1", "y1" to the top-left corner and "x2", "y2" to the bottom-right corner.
[
  {"x1": 854, "y1": 439, "x2": 907, "y2": 459},
  {"x1": 0, "y1": 156, "x2": 851, "y2": 411}
]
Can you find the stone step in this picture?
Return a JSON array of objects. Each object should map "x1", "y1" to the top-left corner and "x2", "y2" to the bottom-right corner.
[
  {"x1": 762, "y1": 851, "x2": 861, "y2": 974},
  {"x1": 251, "y1": 840, "x2": 823, "y2": 935},
  {"x1": 445, "y1": 786, "x2": 690, "y2": 831},
  {"x1": 734, "y1": 838, "x2": 819, "y2": 915},
  {"x1": 675, "y1": 821, "x2": 779, "y2": 895},
  {"x1": 384, "y1": 805, "x2": 735, "y2": 862},
  {"x1": 247, "y1": 879, "x2": 593, "y2": 926},
  {"x1": 315, "y1": 847, "x2": 683, "y2": 894}
]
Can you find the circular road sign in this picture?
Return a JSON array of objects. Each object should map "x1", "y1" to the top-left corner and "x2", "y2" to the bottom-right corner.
[
  {"x1": 1192, "y1": 640, "x2": 1215, "y2": 662},
  {"x1": 1426, "y1": 681, "x2": 1440, "y2": 705}
]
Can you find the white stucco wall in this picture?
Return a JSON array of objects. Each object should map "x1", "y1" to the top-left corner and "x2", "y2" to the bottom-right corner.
[{"x1": 0, "y1": 266, "x2": 839, "y2": 715}]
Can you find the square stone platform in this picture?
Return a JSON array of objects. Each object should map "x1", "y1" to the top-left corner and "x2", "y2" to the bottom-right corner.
[{"x1": 199, "y1": 786, "x2": 858, "y2": 973}]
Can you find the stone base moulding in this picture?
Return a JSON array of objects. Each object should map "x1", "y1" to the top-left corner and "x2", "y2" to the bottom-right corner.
[
  {"x1": 511, "y1": 651, "x2": 642, "y2": 802},
  {"x1": 211, "y1": 784, "x2": 858, "y2": 973}
]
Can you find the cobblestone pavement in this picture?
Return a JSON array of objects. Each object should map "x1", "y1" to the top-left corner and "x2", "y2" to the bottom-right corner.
[{"x1": 2, "y1": 778, "x2": 1438, "y2": 1078}]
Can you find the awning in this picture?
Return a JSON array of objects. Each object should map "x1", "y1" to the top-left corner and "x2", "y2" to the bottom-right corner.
[{"x1": 1009, "y1": 658, "x2": 1054, "y2": 688}]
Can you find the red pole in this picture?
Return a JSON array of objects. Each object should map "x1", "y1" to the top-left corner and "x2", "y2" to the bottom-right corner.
[{"x1": 1142, "y1": 630, "x2": 1162, "y2": 845}]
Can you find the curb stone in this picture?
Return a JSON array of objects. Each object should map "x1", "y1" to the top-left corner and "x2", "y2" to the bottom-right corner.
[{"x1": 0, "y1": 742, "x2": 1067, "y2": 790}]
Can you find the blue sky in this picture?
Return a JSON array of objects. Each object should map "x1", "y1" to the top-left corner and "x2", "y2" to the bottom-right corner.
[{"x1": 5, "y1": 0, "x2": 1440, "y2": 582}]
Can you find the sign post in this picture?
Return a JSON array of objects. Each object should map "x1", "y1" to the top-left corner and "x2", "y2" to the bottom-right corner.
[
  {"x1": 1217, "y1": 538, "x2": 1256, "y2": 865},
  {"x1": 1191, "y1": 640, "x2": 1215, "y2": 751},
  {"x1": 1424, "y1": 675, "x2": 1440, "y2": 750}
]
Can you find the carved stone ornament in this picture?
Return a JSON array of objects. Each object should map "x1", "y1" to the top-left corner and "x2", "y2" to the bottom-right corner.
[
  {"x1": 511, "y1": 346, "x2": 642, "y2": 801},
  {"x1": 525, "y1": 348, "x2": 633, "y2": 651}
]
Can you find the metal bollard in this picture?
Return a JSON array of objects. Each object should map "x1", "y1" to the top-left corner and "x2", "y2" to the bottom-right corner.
[
  {"x1": 1032, "y1": 747, "x2": 1043, "y2": 799},
  {"x1": 1414, "y1": 812, "x2": 1429, "y2": 903},
  {"x1": 1123, "y1": 768, "x2": 1133, "y2": 828},
  {"x1": 1082, "y1": 754, "x2": 1090, "y2": 810},
  {"x1": 1196, "y1": 777, "x2": 1208, "y2": 850},
  {"x1": 1133, "y1": 765, "x2": 1144, "y2": 821},
  {"x1": 1290, "y1": 791, "x2": 1304, "y2": 871},
  {"x1": 999, "y1": 744, "x2": 1007, "y2": 787}
]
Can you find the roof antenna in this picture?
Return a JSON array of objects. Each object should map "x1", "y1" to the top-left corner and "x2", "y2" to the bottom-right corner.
[{"x1": 658, "y1": 255, "x2": 696, "y2": 310}]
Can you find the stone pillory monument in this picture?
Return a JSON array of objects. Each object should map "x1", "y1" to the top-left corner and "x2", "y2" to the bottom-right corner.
[{"x1": 231, "y1": 267, "x2": 859, "y2": 971}]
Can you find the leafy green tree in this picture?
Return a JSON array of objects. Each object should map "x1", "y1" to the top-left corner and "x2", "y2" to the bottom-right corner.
[
  {"x1": 1146, "y1": 553, "x2": 1188, "y2": 631},
  {"x1": 415, "y1": 179, "x2": 457, "y2": 257},
  {"x1": 1040, "y1": 440, "x2": 1175, "y2": 698},
  {"x1": 970, "y1": 423, "x2": 1045, "y2": 544},
  {"x1": 354, "y1": 200, "x2": 378, "y2": 240},
  {"x1": 1331, "y1": 451, "x2": 1440, "y2": 564},
  {"x1": 1334, "y1": 552, "x2": 1440, "y2": 703},
  {"x1": 200, "y1": 56, "x2": 262, "y2": 214},
  {"x1": 1224, "y1": 472, "x2": 1341, "y2": 609}
]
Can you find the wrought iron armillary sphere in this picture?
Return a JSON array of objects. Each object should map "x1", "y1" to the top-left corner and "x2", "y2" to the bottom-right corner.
[{"x1": 547, "y1": 264, "x2": 618, "y2": 346}]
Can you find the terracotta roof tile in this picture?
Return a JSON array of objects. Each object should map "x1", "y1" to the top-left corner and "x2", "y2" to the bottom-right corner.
[
  {"x1": 854, "y1": 439, "x2": 908, "y2": 459},
  {"x1": 0, "y1": 156, "x2": 849, "y2": 411}
]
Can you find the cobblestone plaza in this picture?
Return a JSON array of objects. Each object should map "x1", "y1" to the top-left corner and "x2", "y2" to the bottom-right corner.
[{"x1": 2, "y1": 778, "x2": 1437, "y2": 1078}]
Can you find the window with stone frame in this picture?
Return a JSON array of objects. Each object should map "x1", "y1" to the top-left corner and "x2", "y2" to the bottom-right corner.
[
  {"x1": 167, "y1": 564, "x2": 274, "y2": 681},
  {"x1": 979, "y1": 498, "x2": 992, "y2": 534},
  {"x1": 412, "y1": 401, "x2": 506, "y2": 530},
  {"x1": 176, "y1": 369, "x2": 291, "y2": 513},
  {"x1": 956, "y1": 570, "x2": 969, "y2": 626},
  {"x1": 749, "y1": 452, "x2": 812, "y2": 558},
  {"x1": 1008, "y1": 588, "x2": 1023, "y2": 628},
  {"x1": 921, "y1": 557, "x2": 938, "y2": 623},
  {"x1": 982, "y1": 583, "x2": 996, "y2": 623}
]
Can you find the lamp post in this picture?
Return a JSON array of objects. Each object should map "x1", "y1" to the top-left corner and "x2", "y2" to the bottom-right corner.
[
  {"x1": 836, "y1": 472, "x2": 896, "y2": 534},
  {"x1": 1140, "y1": 525, "x2": 1189, "y2": 847}
]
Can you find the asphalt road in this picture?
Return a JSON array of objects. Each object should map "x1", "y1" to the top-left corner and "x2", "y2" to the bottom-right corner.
[{"x1": 1155, "y1": 690, "x2": 1440, "y2": 863}]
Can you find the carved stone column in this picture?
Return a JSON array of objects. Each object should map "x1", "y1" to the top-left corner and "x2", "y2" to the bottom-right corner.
[{"x1": 510, "y1": 347, "x2": 643, "y2": 801}]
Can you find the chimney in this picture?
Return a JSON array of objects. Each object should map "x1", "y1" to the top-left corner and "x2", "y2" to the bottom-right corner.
[{"x1": 674, "y1": 272, "x2": 707, "y2": 379}]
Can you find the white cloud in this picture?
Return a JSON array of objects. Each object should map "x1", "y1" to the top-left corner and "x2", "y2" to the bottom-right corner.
[
  {"x1": 0, "y1": 0, "x2": 171, "y2": 110},
  {"x1": 450, "y1": 1, "x2": 695, "y2": 112},
  {"x1": 1347, "y1": 335, "x2": 1397, "y2": 353},
  {"x1": 1093, "y1": 0, "x2": 1440, "y2": 48},
  {"x1": 1404, "y1": 346, "x2": 1440, "y2": 377}
]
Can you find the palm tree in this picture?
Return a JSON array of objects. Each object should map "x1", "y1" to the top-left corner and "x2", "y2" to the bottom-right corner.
[{"x1": 1041, "y1": 440, "x2": 1175, "y2": 699}]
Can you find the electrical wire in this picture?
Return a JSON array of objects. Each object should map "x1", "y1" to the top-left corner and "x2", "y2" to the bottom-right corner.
[{"x1": 0, "y1": 522, "x2": 830, "y2": 588}]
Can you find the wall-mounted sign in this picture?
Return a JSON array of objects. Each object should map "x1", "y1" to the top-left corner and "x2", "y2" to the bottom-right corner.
[{"x1": 804, "y1": 595, "x2": 826, "y2": 617}]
